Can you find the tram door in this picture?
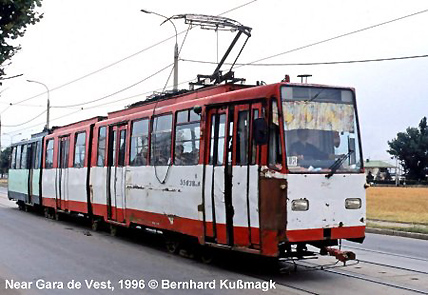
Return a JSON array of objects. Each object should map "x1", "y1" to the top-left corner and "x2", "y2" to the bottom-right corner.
[
  {"x1": 204, "y1": 103, "x2": 262, "y2": 247},
  {"x1": 107, "y1": 126, "x2": 127, "y2": 223},
  {"x1": 56, "y1": 136, "x2": 70, "y2": 210}
]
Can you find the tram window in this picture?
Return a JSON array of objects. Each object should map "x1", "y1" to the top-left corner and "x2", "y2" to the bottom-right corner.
[
  {"x1": 10, "y1": 147, "x2": 16, "y2": 169},
  {"x1": 177, "y1": 111, "x2": 188, "y2": 124},
  {"x1": 59, "y1": 138, "x2": 70, "y2": 168},
  {"x1": 74, "y1": 132, "x2": 86, "y2": 168},
  {"x1": 21, "y1": 145, "x2": 28, "y2": 169},
  {"x1": 269, "y1": 100, "x2": 283, "y2": 168},
  {"x1": 236, "y1": 111, "x2": 249, "y2": 165},
  {"x1": 21, "y1": 144, "x2": 28, "y2": 169},
  {"x1": 251, "y1": 109, "x2": 259, "y2": 165},
  {"x1": 130, "y1": 119, "x2": 149, "y2": 166},
  {"x1": 175, "y1": 123, "x2": 200, "y2": 165},
  {"x1": 209, "y1": 114, "x2": 226, "y2": 165},
  {"x1": 45, "y1": 139, "x2": 54, "y2": 168},
  {"x1": 97, "y1": 127, "x2": 106, "y2": 166},
  {"x1": 151, "y1": 114, "x2": 172, "y2": 165},
  {"x1": 175, "y1": 110, "x2": 200, "y2": 165},
  {"x1": 189, "y1": 110, "x2": 200, "y2": 122},
  {"x1": 15, "y1": 145, "x2": 22, "y2": 169},
  {"x1": 33, "y1": 142, "x2": 41, "y2": 169},
  {"x1": 118, "y1": 130, "x2": 126, "y2": 167}
]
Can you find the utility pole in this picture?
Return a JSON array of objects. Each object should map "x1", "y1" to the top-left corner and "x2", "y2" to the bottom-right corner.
[
  {"x1": 141, "y1": 9, "x2": 179, "y2": 92},
  {"x1": 27, "y1": 80, "x2": 50, "y2": 130}
]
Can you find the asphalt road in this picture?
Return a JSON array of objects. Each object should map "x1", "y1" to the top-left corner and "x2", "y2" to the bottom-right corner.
[{"x1": 0, "y1": 187, "x2": 427, "y2": 295}]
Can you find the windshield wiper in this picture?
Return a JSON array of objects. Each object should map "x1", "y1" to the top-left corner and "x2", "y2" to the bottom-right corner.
[
  {"x1": 306, "y1": 89, "x2": 324, "y2": 102},
  {"x1": 325, "y1": 150, "x2": 354, "y2": 179}
]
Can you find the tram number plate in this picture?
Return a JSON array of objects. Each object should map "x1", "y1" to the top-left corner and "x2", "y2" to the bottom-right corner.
[
  {"x1": 180, "y1": 179, "x2": 201, "y2": 187},
  {"x1": 287, "y1": 156, "x2": 298, "y2": 167}
]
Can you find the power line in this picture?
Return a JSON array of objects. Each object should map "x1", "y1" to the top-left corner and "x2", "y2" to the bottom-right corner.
[
  {"x1": 5, "y1": 108, "x2": 83, "y2": 135},
  {"x1": 218, "y1": 0, "x2": 257, "y2": 15},
  {"x1": 245, "y1": 8, "x2": 428, "y2": 66},
  {"x1": 180, "y1": 54, "x2": 428, "y2": 66},
  {"x1": 54, "y1": 63, "x2": 173, "y2": 108},
  {"x1": 2, "y1": 109, "x2": 47, "y2": 127},
  {"x1": 7, "y1": 0, "x2": 259, "y2": 108}
]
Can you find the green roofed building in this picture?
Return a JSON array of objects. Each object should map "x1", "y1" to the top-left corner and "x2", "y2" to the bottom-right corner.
[{"x1": 364, "y1": 159, "x2": 396, "y2": 181}]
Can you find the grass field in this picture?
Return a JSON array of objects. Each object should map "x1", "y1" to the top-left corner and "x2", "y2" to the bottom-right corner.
[{"x1": 367, "y1": 187, "x2": 428, "y2": 224}]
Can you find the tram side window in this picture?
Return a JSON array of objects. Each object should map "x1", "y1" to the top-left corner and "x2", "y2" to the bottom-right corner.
[
  {"x1": 15, "y1": 145, "x2": 21, "y2": 169},
  {"x1": 269, "y1": 100, "x2": 283, "y2": 168},
  {"x1": 236, "y1": 111, "x2": 249, "y2": 165},
  {"x1": 118, "y1": 130, "x2": 126, "y2": 167},
  {"x1": 130, "y1": 119, "x2": 149, "y2": 166},
  {"x1": 175, "y1": 110, "x2": 200, "y2": 165},
  {"x1": 45, "y1": 139, "x2": 54, "y2": 168},
  {"x1": 97, "y1": 127, "x2": 107, "y2": 166},
  {"x1": 209, "y1": 114, "x2": 226, "y2": 165},
  {"x1": 74, "y1": 132, "x2": 86, "y2": 168},
  {"x1": 20, "y1": 145, "x2": 27, "y2": 169},
  {"x1": 10, "y1": 147, "x2": 16, "y2": 169},
  {"x1": 251, "y1": 109, "x2": 260, "y2": 165},
  {"x1": 33, "y1": 142, "x2": 41, "y2": 169},
  {"x1": 58, "y1": 138, "x2": 70, "y2": 168},
  {"x1": 151, "y1": 114, "x2": 172, "y2": 165}
]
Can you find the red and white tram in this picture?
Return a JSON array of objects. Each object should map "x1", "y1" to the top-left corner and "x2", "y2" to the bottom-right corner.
[{"x1": 9, "y1": 81, "x2": 365, "y2": 260}]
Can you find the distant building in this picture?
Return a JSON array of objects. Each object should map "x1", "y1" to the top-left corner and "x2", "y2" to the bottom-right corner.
[{"x1": 364, "y1": 159, "x2": 395, "y2": 181}]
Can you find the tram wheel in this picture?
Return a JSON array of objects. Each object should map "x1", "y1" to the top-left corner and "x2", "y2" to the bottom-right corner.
[
  {"x1": 110, "y1": 225, "x2": 118, "y2": 237},
  {"x1": 91, "y1": 219, "x2": 100, "y2": 231},
  {"x1": 199, "y1": 248, "x2": 214, "y2": 264},
  {"x1": 17, "y1": 201, "x2": 25, "y2": 211},
  {"x1": 165, "y1": 240, "x2": 180, "y2": 254}
]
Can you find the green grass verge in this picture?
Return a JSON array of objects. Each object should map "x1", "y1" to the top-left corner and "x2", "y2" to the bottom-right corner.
[{"x1": 367, "y1": 222, "x2": 428, "y2": 235}]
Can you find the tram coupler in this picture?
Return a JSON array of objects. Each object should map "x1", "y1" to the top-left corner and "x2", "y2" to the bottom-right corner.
[{"x1": 322, "y1": 247, "x2": 356, "y2": 262}]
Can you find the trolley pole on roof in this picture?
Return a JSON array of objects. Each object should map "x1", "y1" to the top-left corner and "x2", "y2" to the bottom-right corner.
[
  {"x1": 141, "y1": 9, "x2": 179, "y2": 92},
  {"x1": 27, "y1": 79, "x2": 50, "y2": 130}
]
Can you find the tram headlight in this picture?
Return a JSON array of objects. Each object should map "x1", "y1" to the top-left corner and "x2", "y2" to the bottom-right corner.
[
  {"x1": 291, "y1": 199, "x2": 309, "y2": 211},
  {"x1": 345, "y1": 198, "x2": 361, "y2": 209}
]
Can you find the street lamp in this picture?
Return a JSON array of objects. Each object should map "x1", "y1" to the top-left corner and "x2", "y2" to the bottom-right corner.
[
  {"x1": 141, "y1": 9, "x2": 179, "y2": 92},
  {"x1": 27, "y1": 79, "x2": 50, "y2": 130},
  {"x1": 2, "y1": 132, "x2": 22, "y2": 145}
]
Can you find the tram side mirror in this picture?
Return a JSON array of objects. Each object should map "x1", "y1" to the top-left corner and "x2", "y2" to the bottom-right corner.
[
  {"x1": 253, "y1": 118, "x2": 269, "y2": 145},
  {"x1": 193, "y1": 105, "x2": 202, "y2": 115}
]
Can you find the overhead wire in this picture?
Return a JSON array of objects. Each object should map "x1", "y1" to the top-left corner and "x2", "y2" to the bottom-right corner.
[
  {"x1": 7, "y1": 0, "x2": 259, "y2": 108},
  {"x1": 1, "y1": 0, "x2": 260, "y2": 133},
  {"x1": 53, "y1": 63, "x2": 173, "y2": 108},
  {"x1": 5, "y1": 108, "x2": 83, "y2": 135},
  {"x1": 180, "y1": 53, "x2": 428, "y2": 66},
  {"x1": 2, "y1": 109, "x2": 47, "y2": 127},
  {"x1": 243, "y1": 8, "x2": 428, "y2": 66},
  {"x1": 11, "y1": 3, "x2": 427, "y2": 133}
]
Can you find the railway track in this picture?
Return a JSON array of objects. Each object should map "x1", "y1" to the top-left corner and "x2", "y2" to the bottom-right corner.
[
  {"x1": 345, "y1": 244, "x2": 428, "y2": 263},
  {"x1": 276, "y1": 256, "x2": 428, "y2": 295},
  {"x1": 324, "y1": 268, "x2": 428, "y2": 295}
]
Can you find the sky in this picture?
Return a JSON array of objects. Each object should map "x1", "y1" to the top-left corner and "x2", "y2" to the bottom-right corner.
[{"x1": 1, "y1": 0, "x2": 428, "y2": 163}]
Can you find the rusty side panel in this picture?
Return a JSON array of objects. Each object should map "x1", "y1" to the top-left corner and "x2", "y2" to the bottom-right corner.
[{"x1": 259, "y1": 177, "x2": 287, "y2": 256}]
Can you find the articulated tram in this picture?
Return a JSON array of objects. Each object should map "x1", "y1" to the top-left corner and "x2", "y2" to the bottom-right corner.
[{"x1": 8, "y1": 80, "x2": 366, "y2": 260}]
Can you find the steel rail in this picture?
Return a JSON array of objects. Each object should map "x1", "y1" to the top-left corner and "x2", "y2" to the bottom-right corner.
[
  {"x1": 358, "y1": 259, "x2": 428, "y2": 275},
  {"x1": 344, "y1": 245, "x2": 428, "y2": 263},
  {"x1": 324, "y1": 268, "x2": 428, "y2": 295}
]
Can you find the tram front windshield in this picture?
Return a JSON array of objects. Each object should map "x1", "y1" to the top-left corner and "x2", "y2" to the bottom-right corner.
[{"x1": 281, "y1": 86, "x2": 362, "y2": 173}]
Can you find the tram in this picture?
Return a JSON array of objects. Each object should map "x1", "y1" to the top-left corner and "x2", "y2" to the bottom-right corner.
[{"x1": 8, "y1": 80, "x2": 365, "y2": 259}]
